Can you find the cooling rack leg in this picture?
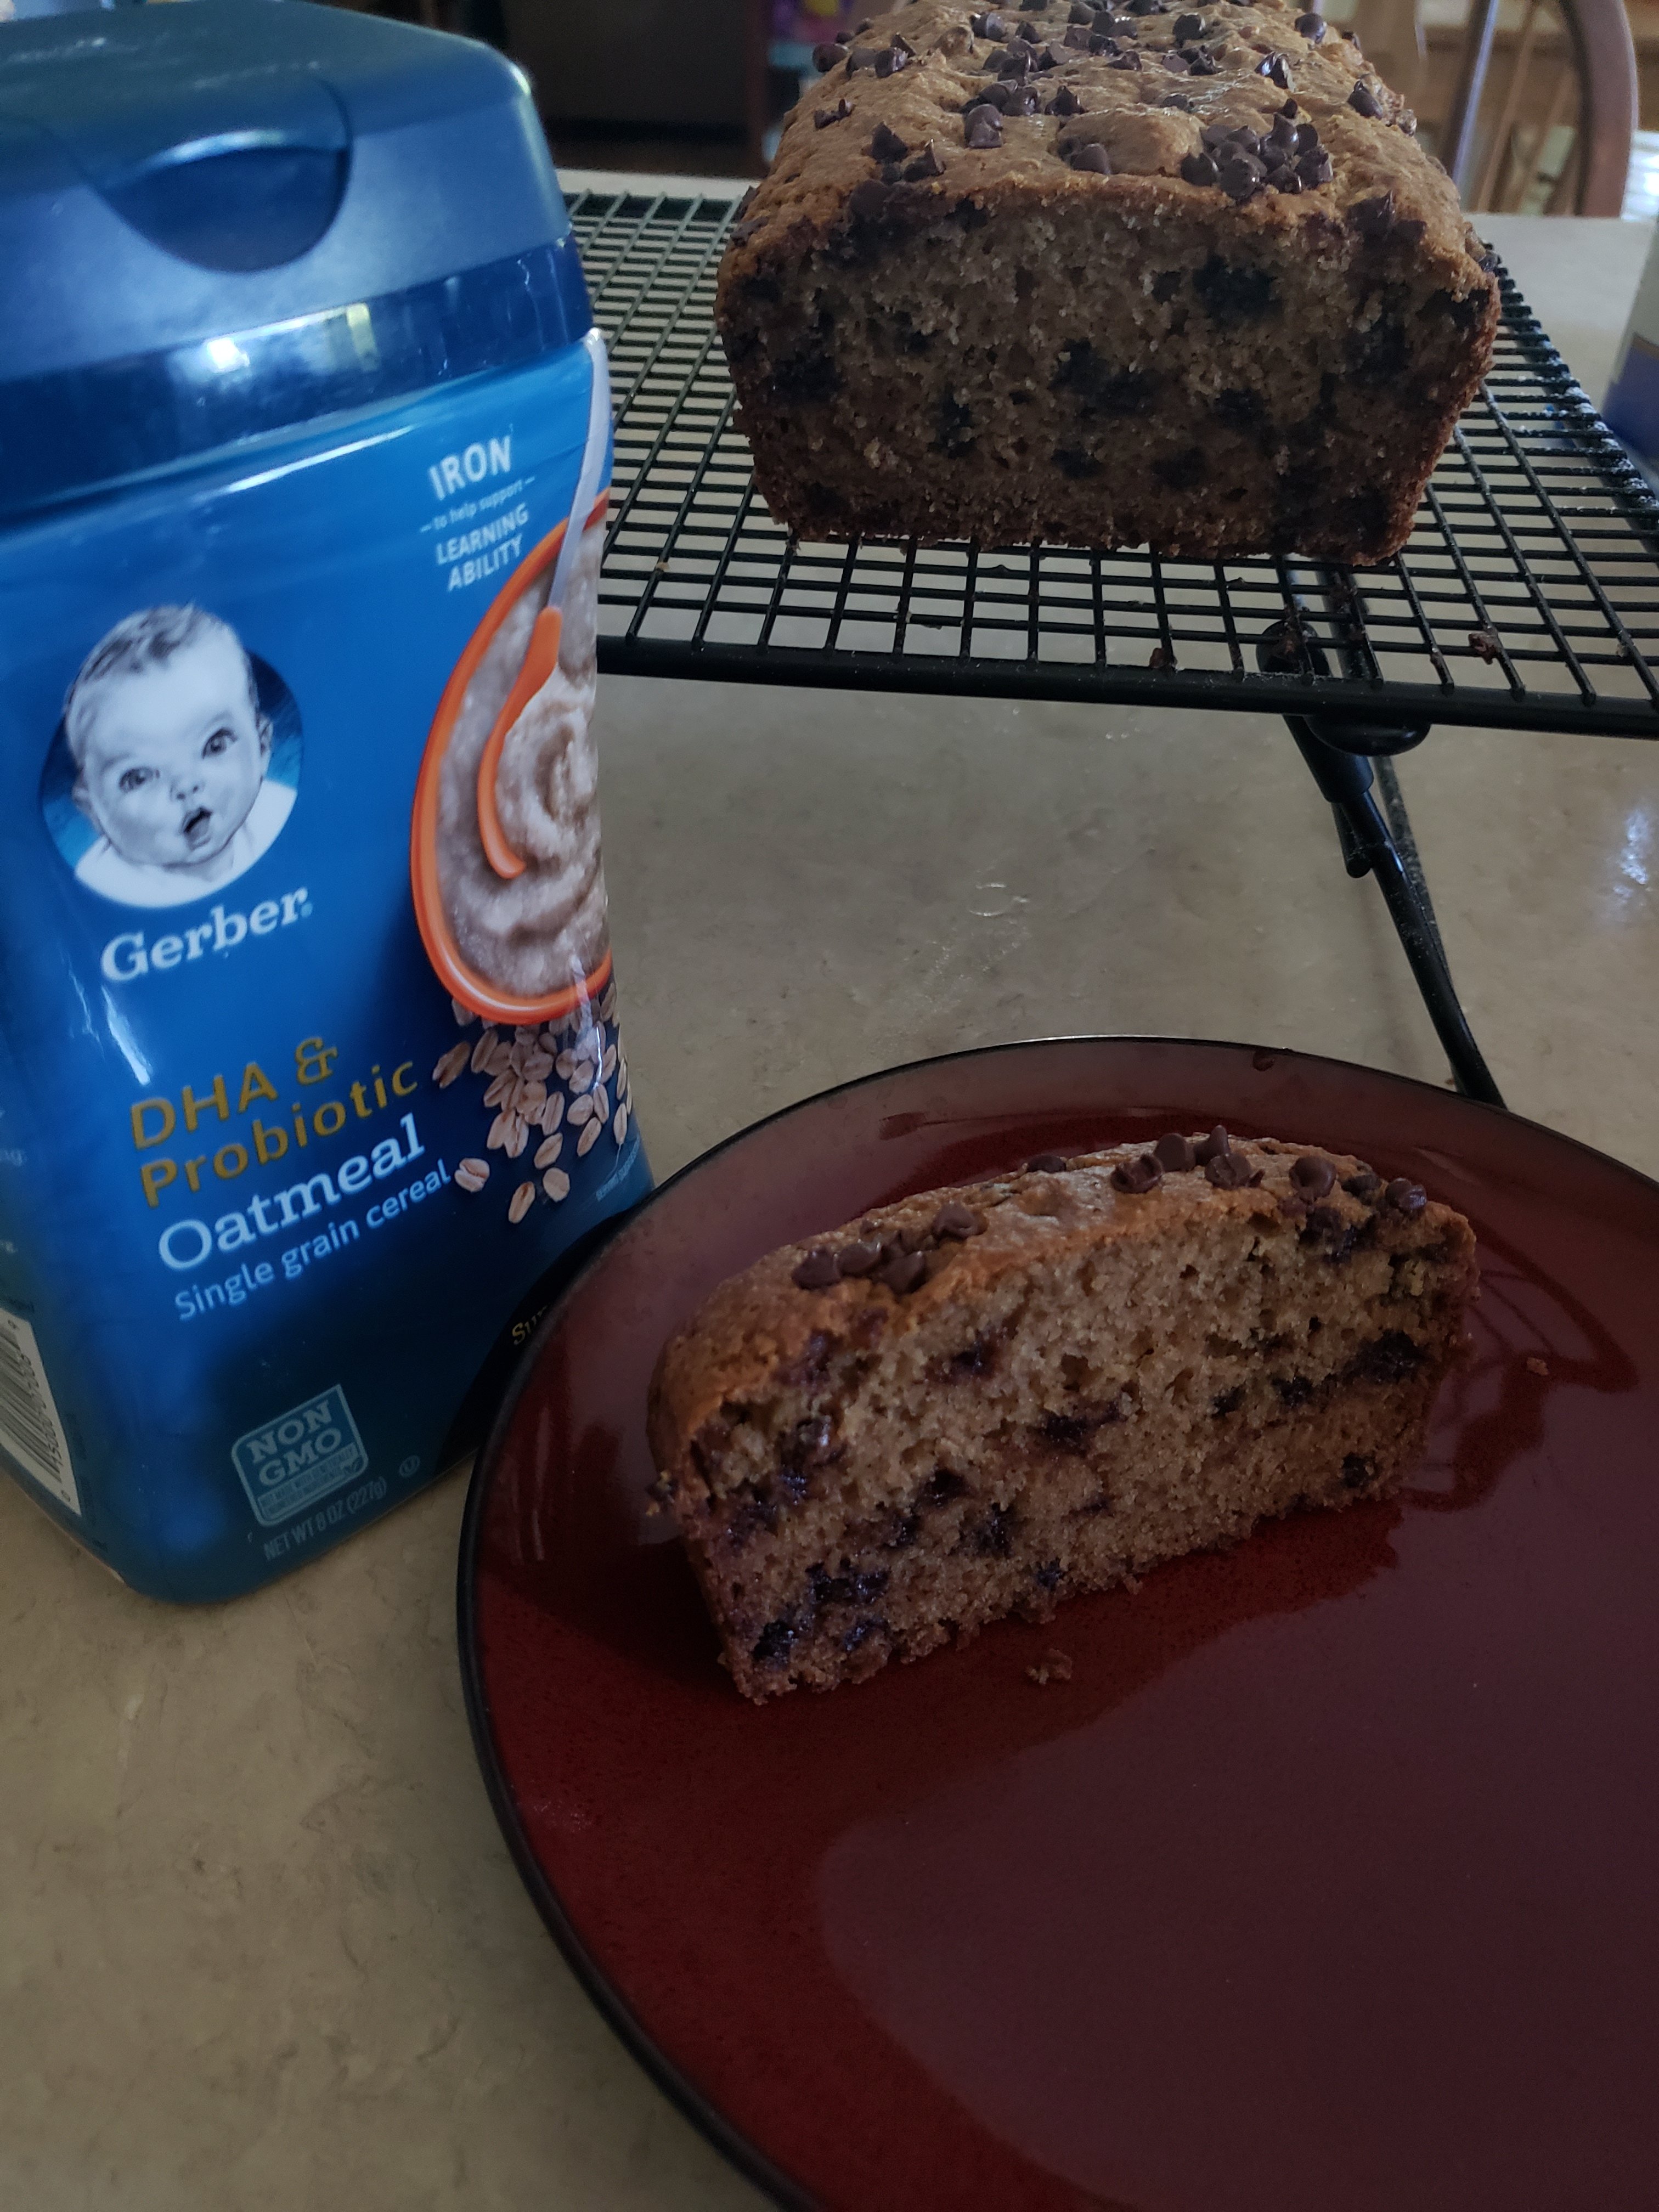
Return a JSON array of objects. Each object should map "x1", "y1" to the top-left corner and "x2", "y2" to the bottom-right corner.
[{"x1": 1285, "y1": 716, "x2": 1506, "y2": 1108}]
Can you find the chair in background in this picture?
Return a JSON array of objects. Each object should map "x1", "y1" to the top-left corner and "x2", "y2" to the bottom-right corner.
[
  {"x1": 1349, "y1": 0, "x2": 1431, "y2": 108},
  {"x1": 1357, "y1": 0, "x2": 1640, "y2": 214}
]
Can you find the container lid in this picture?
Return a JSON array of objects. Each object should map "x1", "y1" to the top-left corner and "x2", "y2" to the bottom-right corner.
[
  {"x1": 0, "y1": 1, "x2": 592, "y2": 512},
  {"x1": 0, "y1": 0, "x2": 582, "y2": 381}
]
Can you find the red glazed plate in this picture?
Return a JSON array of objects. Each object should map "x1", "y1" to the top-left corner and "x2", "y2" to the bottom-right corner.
[{"x1": 459, "y1": 1037, "x2": 1659, "y2": 2212}]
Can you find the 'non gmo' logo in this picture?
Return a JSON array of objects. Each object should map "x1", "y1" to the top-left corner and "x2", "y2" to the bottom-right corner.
[{"x1": 230, "y1": 1384, "x2": 368, "y2": 1528}]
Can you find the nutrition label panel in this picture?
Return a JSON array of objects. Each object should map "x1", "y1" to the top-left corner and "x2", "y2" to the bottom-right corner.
[{"x1": 0, "y1": 1307, "x2": 80, "y2": 1516}]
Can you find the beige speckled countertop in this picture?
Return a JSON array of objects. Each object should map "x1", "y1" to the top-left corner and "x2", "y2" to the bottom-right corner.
[{"x1": 3, "y1": 207, "x2": 1656, "y2": 2212}]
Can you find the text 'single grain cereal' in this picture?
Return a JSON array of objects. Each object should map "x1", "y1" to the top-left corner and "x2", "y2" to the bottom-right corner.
[{"x1": 0, "y1": 5, "x2": 650, "y2": 1599}]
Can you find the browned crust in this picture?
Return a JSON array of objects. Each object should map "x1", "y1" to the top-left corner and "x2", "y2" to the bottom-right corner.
[{"x1": 723, "y1": 0, "x2": 1481, "y2": 266}]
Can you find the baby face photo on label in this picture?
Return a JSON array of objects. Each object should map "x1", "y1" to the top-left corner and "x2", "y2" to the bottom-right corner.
[{"x1": 42, "y1": 605, "x2": 300, "y2": 909}]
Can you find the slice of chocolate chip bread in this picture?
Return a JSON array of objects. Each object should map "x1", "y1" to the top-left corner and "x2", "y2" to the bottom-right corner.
[
  {"x1": 716, "y1": 0, "x2": 1498, "y2": 562},
  {"x1": 647, "y1": 1131, "x2": 1477, "y2": 1700}
]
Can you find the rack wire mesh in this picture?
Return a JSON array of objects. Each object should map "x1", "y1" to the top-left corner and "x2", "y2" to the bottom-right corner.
[{"x1": 576, "y1": 187, "x2": 1659, "y2": 738}]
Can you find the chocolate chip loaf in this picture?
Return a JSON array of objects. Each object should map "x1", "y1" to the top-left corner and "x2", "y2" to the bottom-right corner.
[
  {"x1": 716, "y1": 0, "x2": 1498, "y2": 562},
  {"x1": 648, "y1": 1131, "x2": 1477, "y2": 1700}
]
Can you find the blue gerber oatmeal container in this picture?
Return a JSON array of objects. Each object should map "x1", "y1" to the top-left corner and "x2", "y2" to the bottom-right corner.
[{"x1": 0, "y1": 0, "x2": 651, "y2": 1598}]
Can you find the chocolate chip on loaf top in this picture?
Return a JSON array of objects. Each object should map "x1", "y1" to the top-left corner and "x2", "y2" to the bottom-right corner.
[{"x1": 739, "y1": 0, "x2": 1460, "y2": 253}]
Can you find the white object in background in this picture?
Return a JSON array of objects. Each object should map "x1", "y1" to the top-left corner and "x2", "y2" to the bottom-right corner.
[{"x1": 1602, "y1": 220, "x2": 1659, "y2": 468}]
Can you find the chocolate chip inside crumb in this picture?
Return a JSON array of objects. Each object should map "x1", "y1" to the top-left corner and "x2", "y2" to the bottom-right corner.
[
  {"x1": 870, "y1": 121, "x2": 910, "y2": 160},
  {"x1": 1193, "y1": 1125, "x2": 1231, "y2": 1164},
  {"x1": 751, "y1": 1618, "x2": 795, "y2": 1666},
  {"x1": 1026, "y1": 1153, "x2": 1070, "y2": 1172},
  {"x1": 1385, "y1": 1177, "x2": 1427, "y2": 1215},
  {"x1": 932, "y1": 1201, "x2": 985, "y2": 1240},
  {"x1": 1351, "y1": 191, "x2": 1397, "y2": 240},
  {"x1": 1111, "y1": 1152, "x2": 1164, "y2": 1194},
  {"x1": 1342, "y1": 1170, "x2": 1383, "y2": 1200},
  {"x1": 965, "y1": 105, "x2": 1004, "y2": 146},
  {"x1": 1349, "y1": 78, "x2": 1384, "y2": 116},
  {"x1": 1153, "y1": 1132, "x2": 1196, "y2": 1172},
  {"x1": 1071, "y1": 143, "x2": 1113, "y2": 172}
]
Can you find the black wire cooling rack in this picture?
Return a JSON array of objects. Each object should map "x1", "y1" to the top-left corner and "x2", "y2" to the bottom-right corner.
[
  {"x1": 578, "y1": 186, "x2": 1659, "y2": 740},
  {"x1": 573, "y1": 184, "x2": 1659, "y2": 1106}
]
